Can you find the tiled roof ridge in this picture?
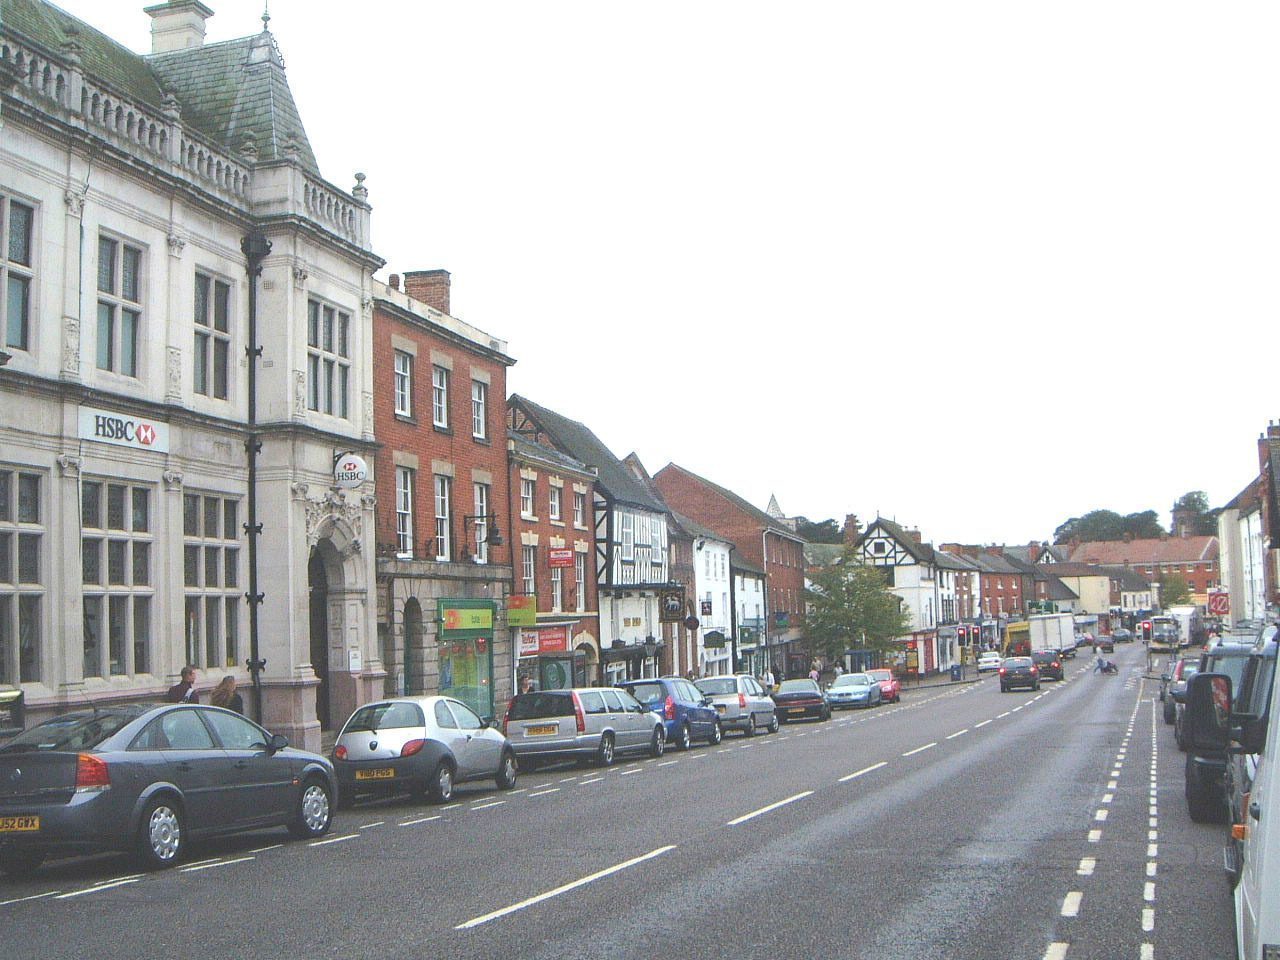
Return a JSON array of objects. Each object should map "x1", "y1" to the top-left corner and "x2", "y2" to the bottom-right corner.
[{"x1": 661, "y1": 462, "x2": 802, "y2": 541}]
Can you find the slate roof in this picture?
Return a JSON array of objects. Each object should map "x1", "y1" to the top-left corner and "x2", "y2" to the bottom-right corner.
[
  {"x1": 1223, "y1": 478, "x2": 1262, "y2": 514},
  {"x1": 508, "y1": 430, "x2": 594, "y2": 478},
  {"x1": 966, "y1": 553, "x2": 1024, "y2": 575},
  {"x1": 509, "y1": 396, "x2": 666, "y2": 513},
  {"x1": 659, "y1": 464, "x2": 803, "y2": 542},
  {"x1": 934, "y1": 549, "x2": 971, "y2": 571},
  {"x1": 732, "y1": 556, "x2": 766, "y2": 578},
  {"x1": 1005, "y1": 543, "x2": 1069, "y2": 564},
  {"x1": 1068, "y1": 537, "x2": 1218, "y2": 565},
  {"x1": 1037, "y1": 562, "x2": 1118, "y2": 579},
  {"x1": 671, "y1": 511, "x2": 731, "y2": 546},
  {"x1": 1104, "y1": 566, "x2": 1153, "y2": 592},
  {"x1": 3, "y1": 0, "x2": 320, "y2": 174},
  {"x1": 1041, "y1": 576, "x2": 1079, "y2": 601}
]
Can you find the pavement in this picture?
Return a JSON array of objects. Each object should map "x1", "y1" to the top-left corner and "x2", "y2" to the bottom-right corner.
[{"x1": 0, "y1": 644, "x2": 1234, "y2": 960}]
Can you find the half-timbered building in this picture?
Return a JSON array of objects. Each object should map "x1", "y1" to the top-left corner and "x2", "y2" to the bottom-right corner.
[{"x1": 852, "y1": 518, "x2": 948, "y2": 675}]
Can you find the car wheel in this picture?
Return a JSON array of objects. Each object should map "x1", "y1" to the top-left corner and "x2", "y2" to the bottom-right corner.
[
  {"x1": 496, "y1": 751, "x2": 518, "y2": 790},
  {"x1": 137, "y1": 795, "x2": 185, "y2": 870},
  {"x1": 429, "y1": 760, "x2": 455, "y2": 803},
  {"x1": 767, "y1": 712, "x2": 780, "y2": 733},
  {"x1": 288, "y1": 777, "x2": 333, "y2": 840},
  {"x1": 708, "y1": 720, "x2": 723, "y2": 746},
  {"x1": 1163, "y1": 700, "x2": 1176, "y2": 725},
  {"x1": 596, "y1": 733, "x2": 615, "y2": 767},
  {"x1": 649, "y1": 725, "x2": 666, "y2": 758},
  {"x1": 744, "y1": 715, "x2": 757, "y2": 738},
  {"x1": 0, "y1": 848, "x2": 46, "y2": 880},
  {"x1": 676, "y1": 722, "x2": 692, "y2": 751}
]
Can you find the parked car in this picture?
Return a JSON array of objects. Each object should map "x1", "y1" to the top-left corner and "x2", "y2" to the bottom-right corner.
[
  {"x1": 1163, "y1": 657, "x2": 1199, "y2": 724},
  {"x1": 977, "y1": 651, "x2": 1003, "y2": 673},
  {"x1": 694, "y1": 675, "x2": 778, "y2": 736},
  {"x1": 999, "y1": 657, "x2": 1040, "y2": 692},
  {"x1": 618, "y1": 677, "x2": 721, "y2": 749},
  {"x1": 1113, "y1": 628, "x2": 1134, "y2": 644},
  {"x1": 866, "y1": 668, "x2": 902, "y2": 703},
  {"x1": 333, "y1": 697, "x2": 516, "y2": 805},
  {"x1": 771, "y1": 679, "x2": 831, "y2": 722},
  {"x1": 1178, "y1": 642, "x2": 1252, "y2": 750},
  {"x1": 503, "y1": 688, "x2": 665, "y2": 767},
  {"x1": 0, "y1": 704, "x2": 335, "y2": 878},
  {"x1": 1224, "y1": 626, "x2": 1278, "y2": 885},
  {"x1": 825, "y1": 673, "x2": 882, "y2": 710},
  {"x1": 1178, "y1": 640, "x2": 1254, "y2": 823},
  {"x1": 1031, "y1": 650, "x2": 1064, "y2": 681}
]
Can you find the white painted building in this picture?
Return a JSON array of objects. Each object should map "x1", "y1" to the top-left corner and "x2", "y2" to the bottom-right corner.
[
  {"x1": 1219, "y1": 481, "x2": 1267, "y2": 625},
  {"x1": 672, "y1": 512, "x2": 732, "y2": 676},
  {"x1": 0, "y1": 0, "x2": 382, "y2": 747},
  {"x1": 733, "y1": 559, "x2": 768, "y2": 676}
]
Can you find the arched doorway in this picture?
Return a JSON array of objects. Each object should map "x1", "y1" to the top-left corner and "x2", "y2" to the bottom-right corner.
[
  {"x1": 403, "y1": 598, "x2": 424, "y2": 695},
  {"x1": 308, "y1": 550, "x2": 330, "y2": 729},
  {"x1": 574, "y1": 639, "x2": 599, "y2": 686}
]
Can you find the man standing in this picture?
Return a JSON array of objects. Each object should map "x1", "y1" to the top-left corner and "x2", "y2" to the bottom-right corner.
[{"x1": 165, "y1": 666, "x2": 199, "y2": 703}]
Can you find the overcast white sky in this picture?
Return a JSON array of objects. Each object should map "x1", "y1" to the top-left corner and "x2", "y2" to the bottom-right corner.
[{"x1": 61, "y1": 0, "x2": 1280, "y2": 544}]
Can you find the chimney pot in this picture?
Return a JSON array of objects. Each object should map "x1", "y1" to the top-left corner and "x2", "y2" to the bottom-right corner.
[
  {"x1": 402, "y1": 269, "x2": 451, "y2": 314},
  {"x1": 389, "y1": 274, "x2": 400, "y2": 291}
]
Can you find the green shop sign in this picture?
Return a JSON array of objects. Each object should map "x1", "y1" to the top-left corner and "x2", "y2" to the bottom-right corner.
[{"x1": 438, "y1": 599, "x2": 495, "y2": 638}]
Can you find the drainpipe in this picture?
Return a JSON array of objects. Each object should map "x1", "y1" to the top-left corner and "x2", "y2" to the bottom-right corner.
[
  {"x1": 727, "y1": 545, "x2": 738, "y2": 673},
  {"x1": 241, "y1": 232, "x2": 271, "y2": 723}
]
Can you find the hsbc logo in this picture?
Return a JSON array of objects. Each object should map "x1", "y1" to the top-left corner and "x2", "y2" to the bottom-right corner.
[{"x1": 78, "y1": 407, "x2": 169, "y2": 453}]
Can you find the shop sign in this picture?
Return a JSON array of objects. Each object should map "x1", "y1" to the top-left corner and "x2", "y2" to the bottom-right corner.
[
  {"x1": 703, "y1": 630, "x2": 726, "y2": 648},
  {"x1": 78, "y1": 406, "x2": 169, "y2": 453},
  {"x1": 659, "y1": 589, "x2": 685, "y2": 622},
  {"x1": 333, "y1": 453, "x2": 369, "y2": 489},
  {"x1": 439, "y1": 599, "x2": 495, "y2": 638},
  {"x1": 537, "y1": 626, "x2": 568, "y2": 653},
  {"x1": 548, "y1": 548, "x2": 574, "y2": 568},
  {"x1": 508, "y1": 595, "x2": 537, "y2": 627},
  {"x1": 774, "y1": 611, "x2": 790, "y2": 629},
  {"x1": 518, "y1": 630, "x2": 539, "y2": 657}
]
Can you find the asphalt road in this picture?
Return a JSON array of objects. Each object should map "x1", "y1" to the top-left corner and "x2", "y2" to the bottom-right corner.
[{"x1": 0, "y1": 644, "x2": 1236, "y2": 960}]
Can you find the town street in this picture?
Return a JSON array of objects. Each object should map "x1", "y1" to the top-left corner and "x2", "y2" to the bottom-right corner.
[{"x1": 0, "y1": 644, "x2": 1233, "y2": 960}]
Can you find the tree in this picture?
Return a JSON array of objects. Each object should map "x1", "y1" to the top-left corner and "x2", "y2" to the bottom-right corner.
[
  {"x1": 1158, "y1": 573, "x2": 1191, "y2": 606},
  {"x1": 804, "y1": 548, "x2": 913, "y2": 663},
  {"x1": 794, "y1": 516, "x2": 843, "y2": 544},
  {"x1": 1172, "y1": 490, "x2": 1218, "y2": 536},
  {"x1": 1053, "y1": 509, "x2": 1168, "y2": 544}
]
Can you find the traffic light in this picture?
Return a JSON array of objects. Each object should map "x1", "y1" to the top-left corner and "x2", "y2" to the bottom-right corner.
[
  {"x1": 957, "y1": 626, "x2": 968, "y2": 646},
  {"x1": 1141, "y1": 620, "x2": 1153, "y2": 643}
]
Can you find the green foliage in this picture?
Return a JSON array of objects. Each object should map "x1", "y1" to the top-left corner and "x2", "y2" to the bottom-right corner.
[
  {"x1": 1172, "y1": 490, "x2": 1218, "y2": 536},
  {"x1": 804, "y1": 548, "x2": 913, "y2": 662},
  {"x1": 794, "y1": 516, "x2": 843, "y2": 544},
  {"x1": 1158, "y1": 573, "x2": 1191, "y2": 606},
  {"x1": 1174, "y1": 491, "x2": 1210, "y2": 514},
  {"x1": 1053, "y1": 509, "x2": 1167, "y2": 544}
]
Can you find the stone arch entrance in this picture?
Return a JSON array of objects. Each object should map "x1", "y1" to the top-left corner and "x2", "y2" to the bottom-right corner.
[
  {"x1": 574, "y1": 638, "x2": 599, "y2": 686},
  {"x1": 403, "y1": 598, "x2": 425, "y2": 695}
]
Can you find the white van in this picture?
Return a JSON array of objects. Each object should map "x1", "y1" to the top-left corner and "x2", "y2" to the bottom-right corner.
[{"x1": 1185, "y1": 628, "x2": 1280, "y2": 960}]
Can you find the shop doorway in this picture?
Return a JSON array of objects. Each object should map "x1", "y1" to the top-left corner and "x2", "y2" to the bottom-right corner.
[
  {"x1": 308, "y1": 550, "x2": 330, "y2": 730},
  {"x1": 403, "y1": 598, "x2": 424, "y2": 695}
]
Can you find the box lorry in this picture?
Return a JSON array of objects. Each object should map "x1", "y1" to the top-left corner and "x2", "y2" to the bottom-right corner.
[
  {"x1": 1168, "y1": 604, "x2": 1204, "y2": 649},
  {"x1": 1030, "y1": 613, "x2": 1075, "y2": 656}
]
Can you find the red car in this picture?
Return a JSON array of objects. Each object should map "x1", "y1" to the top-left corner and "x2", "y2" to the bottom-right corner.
[{"x1": 866, "y1": 668, "x2": 901, "y2": 704}]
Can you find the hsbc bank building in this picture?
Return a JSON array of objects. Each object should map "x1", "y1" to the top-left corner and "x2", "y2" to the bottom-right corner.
[{"x1": 0, "y1": 0, "x2": 386, "y2": 748}]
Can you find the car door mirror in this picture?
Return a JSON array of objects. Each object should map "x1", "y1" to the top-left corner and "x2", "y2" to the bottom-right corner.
[
  {"x1": 266, "y1": 732, "x2": 289, "y2": 753},
  {"x1": 701, "y1": 696, "x2": 713, "y2": 707},
  {"x1": 1184, "y1": 673, "x2": 1232, "y2": 754}
]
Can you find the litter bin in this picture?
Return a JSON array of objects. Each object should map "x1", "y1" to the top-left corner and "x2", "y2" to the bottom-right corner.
[{"x1": 950, "y1": 665, "x2": 962, "y2": 682}]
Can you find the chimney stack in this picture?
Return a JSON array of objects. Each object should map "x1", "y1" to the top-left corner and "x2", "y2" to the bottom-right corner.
[
  {"x1": 144, "y1": 0, "x2": 214, "y2": 54},
  {"x1": 388, "y1": 274, "x2": 400, "y2": 291},
  {"x1": 403, "y1": 269, "x2": 451, "y2": 315},
  {"x1": 843, "y1": 514, "x2": 861, "y2": 546}
]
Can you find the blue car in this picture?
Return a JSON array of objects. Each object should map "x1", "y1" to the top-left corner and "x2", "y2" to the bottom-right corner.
[{"x1": 617, "y1": 677, "x2": 721, "y2": 750}]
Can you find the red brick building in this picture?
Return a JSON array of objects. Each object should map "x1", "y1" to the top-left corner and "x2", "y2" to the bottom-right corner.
[
  {"x1": 371, "y1": 271, "x2": 516, "y2": 720},
  {"x1": 508, "y1": 431, "x2": 601, "y2": 689},
  {"x1": 652, "y1": 463, "x2": 807, "y2": 672},
  {"x1": 1068, "y1": 535, "x2": 1220, "y2": 601}
]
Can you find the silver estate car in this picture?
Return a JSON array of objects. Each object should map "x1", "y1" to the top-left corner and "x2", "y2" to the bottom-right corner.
[
  {"x1": 333, "y1": 697, "x2": 517, "y2": 805},
  {"x1": 695, "y1": 674, "x2": 779, "y2": 736},
  {"x1": 503, "y1": 688, "x2": 665, "y2": 766}
]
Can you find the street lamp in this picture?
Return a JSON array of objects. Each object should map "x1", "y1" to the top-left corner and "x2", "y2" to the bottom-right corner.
[
  {"x1": 461, "y1": 512, "x2": 504, "y2": 561},
  {"x1": 642, "y1": 635, "x2": 658, "y2": 659}
]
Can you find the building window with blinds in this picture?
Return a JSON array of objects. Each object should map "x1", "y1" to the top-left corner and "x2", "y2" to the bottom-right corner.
[
  {"x1": 183, "y1": 492, "x2": 242, "y2": 669},
  {"x1": 81, "y1": 480, "x2": 153, "y2": 677},
  {"x1": 0, "y1": 469, "x2": 43, "y2": 683}
]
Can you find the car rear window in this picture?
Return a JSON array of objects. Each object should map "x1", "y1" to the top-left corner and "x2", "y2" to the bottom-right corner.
[
  {"x1": 778, "y1": 680, "x2": 818, "y2": 693},
  {"x1": 697, "y1": 678, "x2": 736, "y2": 696},
  {"x1": 625, "y1": 683, "x2": 665, "y2": 706},
  {"x1": 1005, "y1": 658, "x2": 1032, "y2": 667},
  {"x1": 867, "y1": 670, "x2": 892, "y2": 681},
  {"x1": 508, "y1": 692, "x2": 575, "y2": 720},
  {"x1": 1032, "y1": 653, "x2": 1056, "y2": 662},
  {"x1": 345, "y1": 702, "x2": 424, "y2": 732},
  {"x1": 0, "y1": 710, "x2": 139, "y2": 752}
]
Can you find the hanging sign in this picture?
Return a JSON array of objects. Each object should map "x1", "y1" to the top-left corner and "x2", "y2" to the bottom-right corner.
[
  {"x1": 333, "y1": 453, "x2": 369, "y2": 489},
  {"x1": 548, "y1": 548, "x2": 575, "y2": 568},
  {"x1": 508, "y1": 595, "x2": 537, "y2": 627}
]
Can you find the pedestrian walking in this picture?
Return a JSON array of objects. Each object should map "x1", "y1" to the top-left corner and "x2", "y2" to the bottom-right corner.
[
  {"x1": 209, "y1": 675, "x2": 244, "y2": 713},
  {"x1": 165, "y1": 665, "x2": 199, "y2": 703},
  {"x1": 762, "y1": 666, "x2": 775, "y2": 692}
]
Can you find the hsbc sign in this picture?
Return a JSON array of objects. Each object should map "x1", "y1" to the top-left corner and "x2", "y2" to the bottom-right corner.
[{"x1": 78, "y1": 406, "x2": 170, "y2": 453}]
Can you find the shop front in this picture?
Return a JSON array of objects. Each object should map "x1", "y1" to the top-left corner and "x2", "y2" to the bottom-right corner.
[
  {"x1": 517, "y1": 624, "x2": 591, "y2": 690},
  {"x1": 437, "y1": 599, "x2": 496, "y2": 720}
]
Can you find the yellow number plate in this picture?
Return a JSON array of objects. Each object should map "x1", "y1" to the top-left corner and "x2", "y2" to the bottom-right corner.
[
  {"x1": 789, "y1": 707, "x2": 805, "y2": 714},
  {"x1": 0, "y1": 816, "x2": 39, "y2": 832},
  {"x1": 354, "y1": 768, "x2": 395, "y2": 781},
  {"x1": 525, "y1": 724, "x2": 559, "y2": 736}
]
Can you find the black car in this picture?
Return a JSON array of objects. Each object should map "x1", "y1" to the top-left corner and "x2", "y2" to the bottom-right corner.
[
  {"x1": 1031, "y1": 651, "x2": 1064, "y2": 681},
  {"x1": 0, "y1": 704, "x2": 335, "y2": 878},
  {"x1": 770, "y1": 679, "x2": 831, "y2": 722},
  {"x1": 999, "y1": 657, "x2": 1040, "y2": 692}
]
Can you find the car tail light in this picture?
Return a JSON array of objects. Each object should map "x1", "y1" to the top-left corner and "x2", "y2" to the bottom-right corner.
[
  {"x1": 334, "y1": 744, "x2": 348, "y2": 761},
  {"x1": 738, "y1": 693, "x2": 747, "y2": 709},
  {"x1": 75, "y1": 753, "x2": 110, "y2": 791},
  {"x1": 503, "y1": 697, "x2": 516, "y2": 736},
  {"x1": 1052, "y1": 662, "x2": 1060, "y2": 669},
  {"x1": 400, "y1": 739, "x2": 426, "y2": 758},
  {"x1": 1232, "y1": 823, "x2": 1248, "y2": 841},
  {"x1": 664, "y1": 695, "x2": 676, "y2": 721},
  {"x1": 999, "y1": 668, "x2": 1006, "y2": 675},
  {"x1": 1030, "y1": 666, "x2": 1038, "y2": 674},
  {"x1": 572, "y1": 691, "x2": 587, "y2": 733}
]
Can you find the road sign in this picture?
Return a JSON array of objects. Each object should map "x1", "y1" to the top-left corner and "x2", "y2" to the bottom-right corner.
[{"x1": 1208, "y1": 591, "x2": 1230, "y2": 617}]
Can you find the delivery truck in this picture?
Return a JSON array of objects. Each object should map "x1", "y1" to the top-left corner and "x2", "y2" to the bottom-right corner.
[
  {"x1": 1168, "y1": 604, "x2": 1204, "y2": 648},
  {"x1": 1030, "y1": 613, "x2": 1075, "y2": 656}
]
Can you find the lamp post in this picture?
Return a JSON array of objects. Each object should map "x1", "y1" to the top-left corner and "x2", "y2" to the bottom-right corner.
[
  {"x1": 461, "y1": 512, "x2": 504, "y2": 561},
  {"x1": 240, "y1": 231, "x2": 270, "y2": 723}
]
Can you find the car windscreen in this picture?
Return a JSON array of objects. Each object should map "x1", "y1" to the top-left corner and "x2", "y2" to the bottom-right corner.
[
  {"x1": 833, "y1": 675, "x2": 870, "y2": 687},
  {"x1": 0, "y1": 710, "x2": 141, "y2": 752},
  {"x1": 1206, "y1": 655, "x2": 1248, "y2": 687},
  {"x1": 777, "y1": 680, "x2": 818, "y2": 693},
  {"x1": 344, "y1": 701, "x2": 424, "y2": 732},
  {"x1": 696, "y1": 679, "x2": 736, "y2": 696},
  {"x1": 507, "y1": 692, "x2": 575, "y2": 720},
  {"x1": 624, "y1": 683, "x2": 665, "y2": 706}
]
